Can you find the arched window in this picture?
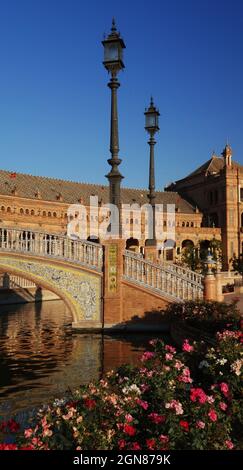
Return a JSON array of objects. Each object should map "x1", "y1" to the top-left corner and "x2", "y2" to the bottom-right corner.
[
  {"x1": 53, "y1": 212, "x2": 57, "y2": 218},
  {"x1": 43, "y1": 211, "x2": 46, "y2": 217},
  {"x1": 31, "y1": 210, "x2": 35, "y2": 216},
  {"x1": 48, "y1": 212, "x2": 52, "y2": 217},
  {"x1": 1, "y1": 206, "x2": 5, "y2": 212},
  {"x1": 186, "y1": 222, "x2": 189, "y2": 227},
  {"x1": 7, "y1": 207, "x2": 11, "y2": 213},
  {"x1": 182, "y1": 239, "x2": 194, "y2": 249},
  {"x1": 25, "y1": 209, "x2": 29, "y2": 215},
  {"x1": 191, "y1": 222, "x2": 194, "y2": 227},
  {"x1": 20, "y1": 208, "x2": 24, "y2": 214},
  {"x1": 182, "y1": 221, "x2": 185, "y2": 227}
]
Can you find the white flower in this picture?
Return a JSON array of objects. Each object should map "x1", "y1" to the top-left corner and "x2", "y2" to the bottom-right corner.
[
  {"x1": 216, "y1": 358, "x2": 228, "y2": 365},
  {"x1": 122, "y1": 384, "x2": 141, "y2": 395}
]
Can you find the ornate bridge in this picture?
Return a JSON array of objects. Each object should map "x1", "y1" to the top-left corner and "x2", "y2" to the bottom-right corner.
[
  {"x1": 0, "y1": 227, "x2": 204, "y2": 330},
  {"x1": 0, "y1": 227, "x2": 103, "y2": 326}
]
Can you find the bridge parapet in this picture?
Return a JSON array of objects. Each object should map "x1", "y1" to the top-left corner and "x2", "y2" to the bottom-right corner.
[
  {"x1": 0, "y1": 227, "x2": 103, "y2": 272},
  {"x1": 123, "y1": 251, "x2": 204, "y2": 301}
]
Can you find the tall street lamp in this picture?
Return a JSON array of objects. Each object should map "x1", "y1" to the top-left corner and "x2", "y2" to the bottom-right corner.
[
  {"x1": 144, "y1": 97, "x2": 160, "y2": 245},
  {"x1": 102, "y1": 19, "x2": 126, "y2": 233}
]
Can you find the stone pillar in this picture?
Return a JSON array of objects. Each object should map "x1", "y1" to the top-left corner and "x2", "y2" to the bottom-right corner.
[
  {"x1": 215, "y1": 272, "x2": 224, "y2": 302},
  {"x1": 103, "y1": 238, "x2": 126, "y2": 329},
  {"x1": 203, "y1": 273, "x2": 216, "y2": 301},
  {"x1": 144, "y1": 245, "x2": 158, "y2": 263}
]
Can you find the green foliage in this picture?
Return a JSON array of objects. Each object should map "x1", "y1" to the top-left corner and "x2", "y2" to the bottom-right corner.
[
  {"x1": 1, "y1": 325, "x2": 241, "y2": 451},
  {"x1": 165, "y1": 300, "x2": 240, "y2": 332},
  {"x1": 232, "y1": 254, "x2": 243, "y2": 277}
]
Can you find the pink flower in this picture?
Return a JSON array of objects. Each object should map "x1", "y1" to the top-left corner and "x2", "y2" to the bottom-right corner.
[
  {"x1": 165, "y1": 345, "x2": 176, "y2": 353},
  {"x1": 123, "y1": 424, "x2": 136, "y2": 436},
  {"x1": 136, "y1": 399, "x2": 149, "y2": 410},
  {"x1": 208, "y1": 409, "x2": 218, "y2": 422},
  {"x1": 174, "y1": 360, "x2": 184, "y2": 370},
  {"x1": 178, "y1": 367, "x2": 192, "y2": 383},
  {"x1": 24, "y1": 428, "x2": 33, "y2": 438},
  {"x1": 148, "y1": 413, "x2": 166, "y2": 424},
  {"x1": 165, "y1": 399, "x2": 184, "y2": 415},
  {"x1": 125, "y1": 414, "x2": 133, "y2": 422},
  {"x1": 182, "y1": 339, "x2": 194, "y2": 352},
  {"x1": 207, "y1": 395, "x2": 215, "y2": 404},
  {"x1": 159, "y1": 435, "x2": 169, "y2": 444},
  {"x1": 141, "y1": 351, "x2": 155, "y2": 362},
  {"x1": 225, "y1": 440, "x2": 234, "y2": 449},
  {"x1": 165, "y1": 353, "x2": 173, "y2": 361},
  {"x1": 196, "y1": 420, "x2": 205, "y2": 429},
  {"x1": 220, "y1": 382, "x2": 229, "y2": 397},
  {"x1": 219, "y1": 402, "x2": 227, "y2": 411}
]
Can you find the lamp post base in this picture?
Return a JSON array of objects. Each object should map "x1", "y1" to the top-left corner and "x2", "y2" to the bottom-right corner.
[{"x1": 144, "y1": 244, "x2": 158, "y2": 263}]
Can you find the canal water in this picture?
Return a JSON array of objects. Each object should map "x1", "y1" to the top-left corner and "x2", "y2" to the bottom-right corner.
[{"x1": 0, "y1": 300, "x2": 168, "y2": 418}]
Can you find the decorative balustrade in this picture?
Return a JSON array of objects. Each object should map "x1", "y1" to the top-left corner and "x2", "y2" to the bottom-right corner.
[
  {"x1": 123, "y1": 251, "x2": 204, "y2": 301},
  {"x1": 0, "y1": 227, "x2": 103, "y2": 272}
]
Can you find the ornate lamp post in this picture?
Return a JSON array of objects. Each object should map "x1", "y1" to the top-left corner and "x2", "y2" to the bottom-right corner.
[
  {"x1": 144, "y1": 97, "x2": 160, "y2": 245},
  {"x1": 102, "y1": 19, "x2": 126, "y2": 223}
]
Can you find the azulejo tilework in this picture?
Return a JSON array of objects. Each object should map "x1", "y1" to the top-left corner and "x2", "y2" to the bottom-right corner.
[{"x1": 0, "y1": 257, "x2": 101, "y2": 322}]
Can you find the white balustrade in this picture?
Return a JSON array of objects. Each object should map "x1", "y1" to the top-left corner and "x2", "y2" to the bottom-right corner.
[
  {"x1": 0, "y1": 227, "x2": 103, "y2": 272},
  {"x1": 123, "y1": 251, "x2": 204, "y2": 301}
]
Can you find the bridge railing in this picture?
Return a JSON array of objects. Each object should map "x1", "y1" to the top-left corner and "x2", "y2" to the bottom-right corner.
[
  {"x1": 123, "y1": 251, "x2": 204, "y2": 301},
  {"x1": 0, "y1": 227, "x2": 103, "y2": 272}
]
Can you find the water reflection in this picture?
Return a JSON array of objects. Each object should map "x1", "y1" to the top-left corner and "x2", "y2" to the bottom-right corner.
[{"x1": 0, "y1": 300, "x2": 168, "y2": 417}]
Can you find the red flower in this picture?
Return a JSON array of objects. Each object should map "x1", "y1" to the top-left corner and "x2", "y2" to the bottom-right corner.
[
  {"x1": 208, "y1": 409, "x2": 218, "y2": 422},
  {"x1": 190, "y1": 387, "x2": 207, "y2": 404},
  {"x1": 148, "y1": 413, "x2": 166, "y2": 424},
  {"x1": 0, "y1": 443, "x2": 18, "y2": 450},
  {"x1": 20, "y1": 445, "x2": 34, "y2": 450},
  {"x1": 118, "y1": 439, "x2": 126, "y2": 450},
  {"x1": 146, "y1": 438, "x2": 156, "y2": 450},
  {"x1": 179, "y1": 420, "x2": 189, "y2": 432},
  {"x1": 130, "y1": 442, "x2": 141, "y2": 450},
  {"x1": 7, "y1": 419, "x2": 20, "y2": 433},
  {"x1": 123, "y1": 424, "x2": 136, "y2": 436},
  {"x1": 84, "y1": 398, "x2": 96, "y2": 410}
]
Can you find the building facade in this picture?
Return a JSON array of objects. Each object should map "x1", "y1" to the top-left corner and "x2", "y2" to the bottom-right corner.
[
  {"x1": 0, "y1": 151, "x2": 227, "y2": 265},
  {"x1": 166, "y1": 144, "x2": 243, "y2": 268}
]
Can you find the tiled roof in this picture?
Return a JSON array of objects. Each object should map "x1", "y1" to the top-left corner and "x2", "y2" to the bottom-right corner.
[
  {"x1": 187, "y1": 156, "x2": 243, "y2": 178},
  {"x1": 0, "y1": 169, "x2": 195, "y2": 214}
]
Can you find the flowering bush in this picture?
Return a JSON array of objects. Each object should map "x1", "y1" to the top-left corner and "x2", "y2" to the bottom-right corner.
[
  {"x1": 166, "y1": 300, "x2": 240, "y2": 332},
  {"x1": 0, "y1": 328, "x2": 242, "y2": 450}
]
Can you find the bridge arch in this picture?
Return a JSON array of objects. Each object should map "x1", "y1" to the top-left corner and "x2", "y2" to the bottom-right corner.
[{"x1": 0, "y1": 253, "x2": 102, "y2": 327}]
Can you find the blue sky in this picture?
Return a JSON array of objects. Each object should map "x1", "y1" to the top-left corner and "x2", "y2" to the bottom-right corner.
[{"x1": 0, "y1": 0, "x2": 242, "y2": 190}]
